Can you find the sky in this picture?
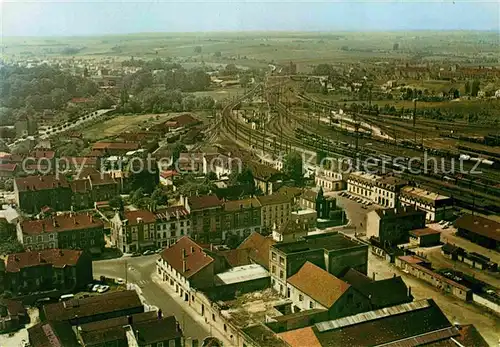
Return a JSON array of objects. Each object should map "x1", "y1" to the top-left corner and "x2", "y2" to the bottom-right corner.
[{"x1": 1, "y1": 0, "x2": 499, "y2": 37}]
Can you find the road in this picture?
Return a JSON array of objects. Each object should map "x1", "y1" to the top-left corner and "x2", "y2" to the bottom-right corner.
[
  {"x1": 93, "y1": 255, "x2": 210, "y2": 343},
  {"x1": 39, "y1": 109, "x2": 113, "y2": 140}
]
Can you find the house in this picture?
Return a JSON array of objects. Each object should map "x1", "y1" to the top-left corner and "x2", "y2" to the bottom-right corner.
[
  {"x1": 237, "y1": 232, "x2": 276, "y2": 270},
  {"x1": 17, "y1": 212, "x2": 105, "y2": 254},
  {"x1": 77, "y1": 311, "x2": 183, "y2": 347},
  {"x1": 400, "y1": 186, "x2": 453, "y2": 222},
  {"x1": 0, "y1": 299, "x2": 28, "y2": 333},
  {"x1": 205, "y1": 154, "x2": 241, "y2": 178},
  {"x1": 270, "y1": 232, "x2": 368, "y2": 296},
  {"x1": 3, "y1": 249, "x2": 93, "y2": 296},
  {"x1": 454, "y1": 214, "x2": 500, "y2": 250},
  {"x1": 248, "y1": 162, "x2": 284, "y2": 195},
  {"x1": 409, "y1": 228, "x2": 441, "y2": 247},
  {"x1": 157, "y1": 237, "x2": 216, "y2": 302},
  {"x1": 314, "y1": 168, "x2": 344, "y2": 192},
  {"x1": 154, "y1": 205, "x2": 190, "y2": 248},
  {"x1": 220, "y1": 197, "x2": 262, "y2": 240},
  {"x1": 177, "y1": 152, "x2": 205, "y2": 174},
  {"x1": 346, "y1": 171, "x2": 381, "y2": 201},
  {"x1": 14, "y1": 175, "x2": 73, "y2": 213},
  {"x1": 341, "y1": 268, "x2": 413, "y2": 309},
  {"x1": 286, "y1": 262, "x2": 370, "y2": 318},
  {"x1": 366, "y1": 207, "x2": 426, "y2": 247},
  {"x1": 110, "y1": 209, "x2": 157, "y2": 253},
  {"x1": 256, "y1": 193, "x2": 292, "y2": 233},
  {"x1": 43, "y1": 290, "x2": 144, "y2": 325},
  {"x1": 0, "y1": 163, "x2": 18, "y2": 178},
  {"x1": 272, "y1": 219, "x2": 308, "y2": 243},
  {"x1": 159, "y1": 170, "x2": 179, "y2": 188},
  {"x1": 88, "y1": 173, "x2": 120, "y2": 203},
  {"x1": 28, "y1": 321, "x2": 80, "y2": 347},
  {"x1": 182, "y1": 195, "x2": 224, "y2": 243}
]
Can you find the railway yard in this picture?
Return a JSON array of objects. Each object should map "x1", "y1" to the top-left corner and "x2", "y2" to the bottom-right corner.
[{"x1": 214, "y1": 77, "x2": 500, "y2": 216}]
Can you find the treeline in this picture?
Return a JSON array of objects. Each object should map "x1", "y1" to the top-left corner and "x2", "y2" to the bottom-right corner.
[{"x1": 0, "y1": 65, "x2": 99, "y2": 112}]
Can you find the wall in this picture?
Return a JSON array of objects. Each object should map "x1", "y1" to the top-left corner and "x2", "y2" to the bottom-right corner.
[
  {"x1": 366, "y1": 212, "x2": 380, "y2": 240},
  {"x1": 472, "y1": 294, "x2": 500, "y2": 315},
  {"x1": 327, "y1": 246, "x2": 368, "y2": 276}
]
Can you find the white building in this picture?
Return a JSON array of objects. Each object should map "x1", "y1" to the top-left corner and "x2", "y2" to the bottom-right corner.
[
  {"x1": 347, "y1": 172, "x2": 407, "y2": 207},
  {"x1": 157, "y1": 237, "x2": 215, "y2": 302},
  {"x1": 347, "y1": 171, "x2": 381, "y2": 201},
  {"x1": 154, "y1": 206, "x2": 191, "y2": 248},
  {"x1": 315, "y1": 168, "x2": 344, "y2": 191},
  {"x1": 400, "y1": 186, "x2": 453, "y2": 222}
]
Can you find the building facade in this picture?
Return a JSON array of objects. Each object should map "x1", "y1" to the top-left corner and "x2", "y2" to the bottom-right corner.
[
  {"x1": 111, "y1": 210, "x2": 157, "y2": 253},
  {"x1": 400, "y1": 186, "x2": 453, "y2": 222},
  {"x1": 14, "y1": 175, "x2": 73, "y2": 214},
  {"x1": 256, "y1": 194, "x2": 292, "y2": 233},
  {"x1": 3, "y1": 249, "x2": 92, "y2": 296}
]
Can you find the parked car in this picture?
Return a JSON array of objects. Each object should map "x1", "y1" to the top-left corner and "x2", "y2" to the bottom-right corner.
[
  {"x1": 97, "y1": 285, "x2": 110, "y2": 293},
  {"x1": 143, "y1": 250, "x2": 154, "y2": 256},
  {"x1": 439, "y1": 220, "x2": 446, "y2": 225},
  {"x1": 91, "y1": 284, "x2": 100, "y2": 292},
  {"x1": 115, "y1": 278, "x2": 126, "y2": 285},
  {"x1": 59, "y1": 294, "x2": 74, "y2": 302},
  {"x1": 155, "y1": 248, "x2": 163, "y2": 254},
  {"x1": 131, "y1": 252, "x2": 141, "y2": 257}
]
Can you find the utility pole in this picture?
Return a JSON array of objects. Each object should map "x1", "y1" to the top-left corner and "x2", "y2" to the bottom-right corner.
[{"x1": 413, "y1": 98, "x2": 417, "y2": 145}]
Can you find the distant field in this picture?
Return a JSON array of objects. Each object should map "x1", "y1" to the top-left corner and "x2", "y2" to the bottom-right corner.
[
  {"x1": 82, "y1": 113, "x2": 172, "y2": 140},
  {"x1": 3, "y1": 31, "x2": 498, "y2": 69}
]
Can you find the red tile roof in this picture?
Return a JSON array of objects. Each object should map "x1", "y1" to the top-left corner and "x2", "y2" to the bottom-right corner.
[
  {"x1": 20, "y1": 213, "x2": 103, "y2": 235},
  {"x1": 287, "y1": 262, "x2": 351, "y2": 308},
  {"x1": 15, "y1": 175, "x2": 70, "y2": 192},
  {"x1": 278, "y1": 327, "x2": 322, "y2": 347},
  {"x1": 92, "y1": 142, "x2": 140, "y2": 151},
  {"x1": 160, "y1": 170, "x2": 179, "y2": 179},
  {"x1": 187, "y1": 195, "x2": 222, "y2": 210},
  {"x1": 0, "y1": 163, "x2": 17, "y2": 172},
  {"x1": 5, "y1": 249, "x2": 83, "y2": 272},
  {"x1": 169, "y1": 113, "x2": 200, "y2": 128},
  {"x1": 30, "y1": 150, "x2": 56, "y2": 160},
  {"x1": 237, "y1": 232, "x2": 276, "y2": 269},
  {"x1": 89, "y1": 173, "x2": 116, "y2": 186},
  {"x1": 154, "y1": 206, "x2": 189, "y2": 220},
  {"x1": 160, "y1": 237, "x2": 214, "y2": 279},
  {"x1": 124, "y1": 210, "x2": 157, "y2": 225}
]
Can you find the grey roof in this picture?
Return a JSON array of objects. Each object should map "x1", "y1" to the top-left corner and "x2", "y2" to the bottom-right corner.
[{"x1": 272, "y1": 232, "x2": 364, "y2": 255}]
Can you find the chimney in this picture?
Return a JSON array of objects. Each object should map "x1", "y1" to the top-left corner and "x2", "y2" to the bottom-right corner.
[
  {"x1": 157, "y1": 309, "x2": 162, "y2": 319},
  {"x1": 182, "y1": 260, "x2": 187, "y2": 273},
  {"x1": 52, "y1": 217, "x2": 56, "y2": 227}
]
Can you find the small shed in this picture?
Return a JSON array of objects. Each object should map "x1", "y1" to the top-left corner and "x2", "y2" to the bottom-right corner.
[{"x1": 409, "y1": 228, "x2": 441, "y2": 247}]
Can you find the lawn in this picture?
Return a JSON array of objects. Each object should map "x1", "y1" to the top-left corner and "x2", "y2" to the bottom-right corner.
[{"x1": 82, "y1": 113, "x2": 173, "y2": 140}]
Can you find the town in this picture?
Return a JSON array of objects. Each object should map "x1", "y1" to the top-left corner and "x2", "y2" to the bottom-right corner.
[{"x1": 1, "y1": 3, "x2": 500, "y2": 347}]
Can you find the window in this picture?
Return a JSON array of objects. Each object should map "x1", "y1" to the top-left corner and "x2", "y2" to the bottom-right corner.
[
  {"x1": 212, "y1": 313, "x2": 216, "y2": 322},
  {"x1": 26, "y1": 237, "x2": 31, "y2": 244},
  {"x1": 37, "y1": 236, "x2": 43, "y2": 242},
  {"x1": 299, "y1": 294, "x2": 304, "y2": 301},
  {"x1": 271, "y1": 252, "x2": 277, "y2": 261},
  {"x1": 309, "y1": 301, "x2": 314, "y2": 309},
  {"x1": 272, "y1": 265, "x2": 276, "y2": 274},
  {"x1": 157, "y1": 343, "x2": 163, "y2": 347},
  {"x1": 279, "y1": 270, "x2": 284, "y2": 279},
  {"x1": 279, "y1": 257, "x2": 284, "y2": 265},
  {"x1": 49, "y1": 234, "x2": 54, "y2": 240}
]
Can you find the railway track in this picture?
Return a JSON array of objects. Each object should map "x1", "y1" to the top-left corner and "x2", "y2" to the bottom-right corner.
[{"x1": 218, "y1": 84, "x2": 500, "y2": 214}]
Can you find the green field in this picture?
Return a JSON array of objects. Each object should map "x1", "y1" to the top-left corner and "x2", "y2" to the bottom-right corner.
[{"x1": 3, "y1": 31, "x2": 499, "y2": 71}]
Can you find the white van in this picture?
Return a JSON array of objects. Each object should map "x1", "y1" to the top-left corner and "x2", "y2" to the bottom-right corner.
[{"x1": 59, "y1": 294, "x2": 74, "y2": 302}]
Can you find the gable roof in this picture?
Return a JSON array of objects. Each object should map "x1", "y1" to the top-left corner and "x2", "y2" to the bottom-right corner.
[
  {"x1": 187, "y1": 195, "x2": 222, "y2": 210},
  {"x1": 410, "y1": 228, "x2": 441, "y2": 237},
  {"x1": 256, "y1": 193, "x2": 292, "y2": 206},
  {"x1": 15, "y1": 175, "x2": 70, "y2": 192},
  {"x1": 20, "y1": 213, "x2": 103, "y2": 235},
  {"x1": 124, "y1": 210, "x2": 157, "y2": 225},
  {"x1": 28, "y1": 321, "x2": 79, "y2": 347},
  {"x1": 288, "y1": 262, "x2": 350, "y2": 308},
  {"x1": 223, "y1": 197, "x2": 260, "y2": 212},
  {"x1": 278, "y1": 327, "x2": 322, "y2": 347},
  {"x1": 237, "y1": 232, "x2": 276, "y2": 269},
  {"x1": 342, "y1": 269, "x2": 411, "y2": 308},
  {"x1": 43, "y1": 290, "x2": 143, "y2": 322},
  {"x1": 6, "y1": 249, "x2": 83, "y2": 273},
  {"x1": 160, "y1": 237, "x2": 214, "y2": 279}
]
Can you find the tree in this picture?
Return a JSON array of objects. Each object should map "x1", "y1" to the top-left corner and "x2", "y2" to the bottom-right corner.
[
  {"x1": 312, "y1": 64, "x2": 333, "y2": 76},
  {"x1": 224, "y1": 64, "x2": 239, "y2": 76},
  {"x1": 464, "y1": 81, "x2": 471, "y2": 95},
  {"x1": 283, "y1": 151, "x2": 304, "y2": 183},
  {"x1": 0, "y1": 219, "x2": 23, "y2": 255},
  {"x1": 109, "y1": 195, "x2": 124, "y2": 210},
  {"x1": 240, "y1": 74, "x2": 251, "y2": 89},
  {"x1": 194, "y1": 46, "x2": 202, "y2": 54},
  {"x1": 172, "y1": 142, "x2": 187, "y2": 164},
  {"x1": 471, "y1": 80, "x2": 480, "y2": 97},
  {"x1": 131, "y1": 188, "x2": 144, "y2": 205},
  {"x1": 206, "y1": 171, "x2": 217, "y2": 181},
  {"x1": 393, "y1": 43, "x2": 399, "y2": 50},
  {"x1": 214, "y1": 51, "x2": 222, "y2": 58},
  {"x1": 151, "y1": 187, "x2": 168, "y2": 206},
  {"x1": 4, "y1": 179, "x2": 14, "y2": 192}
]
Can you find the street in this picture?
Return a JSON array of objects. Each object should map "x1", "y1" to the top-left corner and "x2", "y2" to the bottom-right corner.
[{"x1": 93, "y1": 255, "x2": 211, "y2": 343}]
